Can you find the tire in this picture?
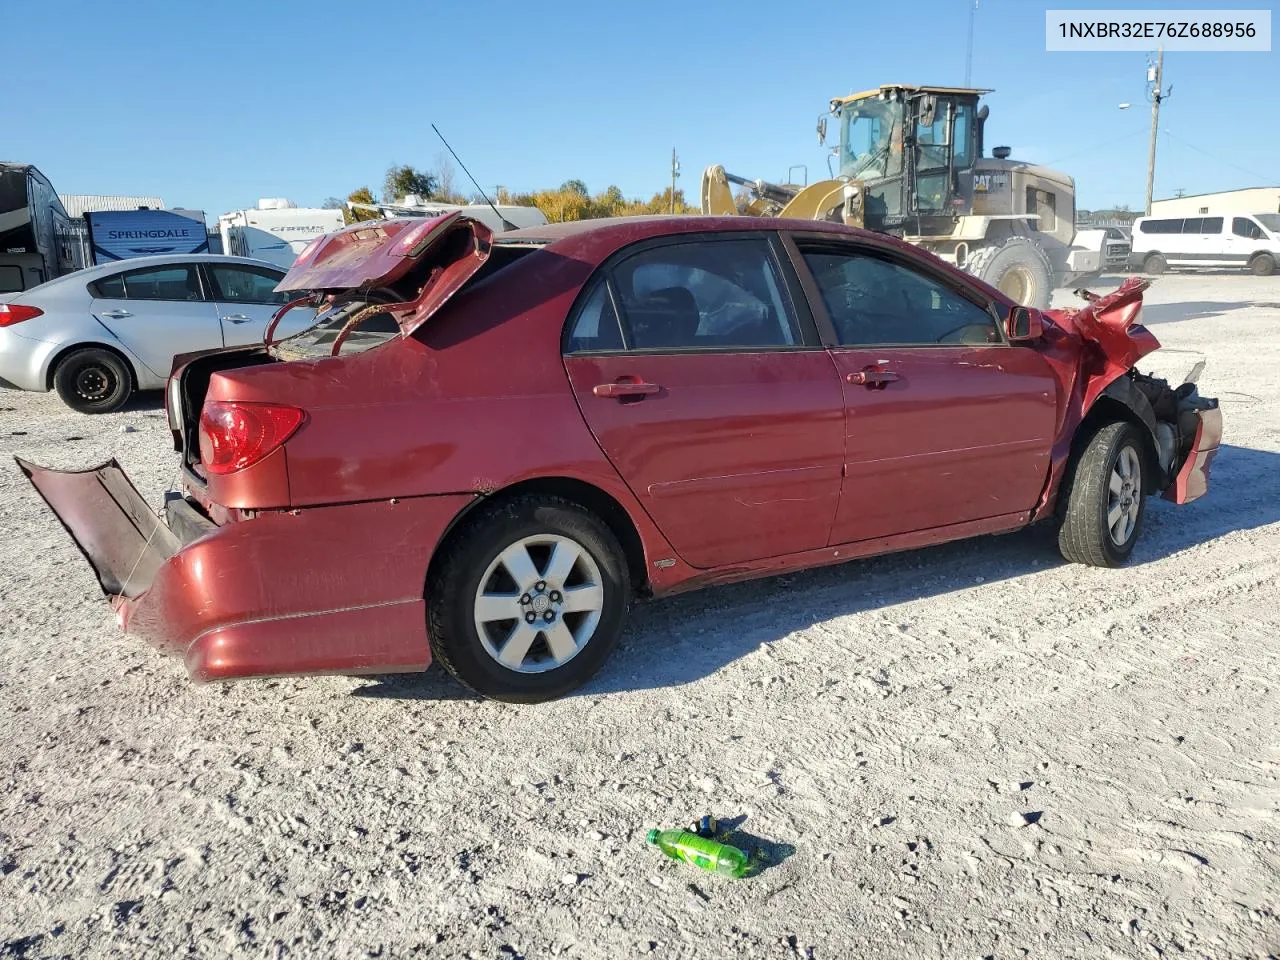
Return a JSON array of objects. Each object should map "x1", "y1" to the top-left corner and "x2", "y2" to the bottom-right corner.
[
  {"x1": 427, "y1": 496, "x2": 631, "y2": 703},
  {"x1": 965, "y1": 237, "x2": 1053, "y2": 309},
  {"x1": 1249, "y1": 253, "x2": 1275, "y2": 277},
  {"x1": 52, "y1": 348, "x2": 132, "y2": 414},
  {"x1": 1056, "y1": 421, "x2": 1148, "y2": 567},
  {"x1": 1143, "y1": 253, "x2": 1168, "y2": 275}
]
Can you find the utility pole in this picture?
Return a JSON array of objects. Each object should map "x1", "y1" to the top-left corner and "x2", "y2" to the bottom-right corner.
[
  {"x1": 670, "y1": 148, "x2": 680, "y2": 214},
  {"x1": 964, "y1": 0, "x2": 979, "y2": 87},
  {"x1": 1145, "y1": 48, "x2": 1169, "y2": 215}
]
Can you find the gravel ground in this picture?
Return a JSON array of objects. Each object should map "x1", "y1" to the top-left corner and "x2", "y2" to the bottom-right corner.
[{"x1": 1, "y1": 273, "x2": 1278, "y2": 960}]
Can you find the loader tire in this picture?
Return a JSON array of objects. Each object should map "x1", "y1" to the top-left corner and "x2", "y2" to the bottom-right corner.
[{"x1": 966, "y1": 237, "x2": 1053, "y2": 309}]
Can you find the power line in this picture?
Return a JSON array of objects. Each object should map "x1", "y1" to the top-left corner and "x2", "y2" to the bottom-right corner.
[
  {"x1": 1159, "y1": 128, "x2": 1277, "y2": 186},
  {"x1": 1042, "y1": 128, "x2": 1146, "y2": 167}
]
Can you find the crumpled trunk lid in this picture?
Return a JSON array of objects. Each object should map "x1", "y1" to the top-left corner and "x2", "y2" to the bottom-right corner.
[{"x1": 275, "y1": 212, "x2": 492, "y2": 337}]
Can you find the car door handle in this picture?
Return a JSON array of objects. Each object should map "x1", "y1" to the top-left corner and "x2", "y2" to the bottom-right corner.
[
  {"x1": 223, "y1": 314, "x2": 253, "y2": 323},
  {"x1": 593, "y1": 380, "x2": 660, "y2": 399},
  {"x1": 100, "y1": 310, "x2": 132, "y2": 319},
  {"x1": 847, "y1": 369, "x2": 901, "y2": 386}
]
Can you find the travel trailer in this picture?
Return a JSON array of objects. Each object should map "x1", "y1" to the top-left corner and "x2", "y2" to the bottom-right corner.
[
  {"x1": 218, "y1": 200, "x2": 345, "y2": 269},
  {"x1": 0, "y1": 162, "x2": 78, "y2": 292},
  {"x1": 349, "y1": 195, "x2": 548, "y2": 233}
]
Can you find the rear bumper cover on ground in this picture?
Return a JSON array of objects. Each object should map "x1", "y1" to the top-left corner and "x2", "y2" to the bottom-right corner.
[{"x1": 17, "y1": 457, "x2": 472, "y2": 681}]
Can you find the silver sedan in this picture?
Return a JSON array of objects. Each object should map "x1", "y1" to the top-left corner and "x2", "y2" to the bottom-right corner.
[{"x1": 0, "y1": 254, "x2": 309, "y2": 413}]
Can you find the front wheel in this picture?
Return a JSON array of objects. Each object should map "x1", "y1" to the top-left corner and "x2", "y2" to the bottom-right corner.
[
  {"x1": 1249, "y1": 253, "x2": 1275, "y2": 276},
  {"x1": 52, "y1": 348, "x2": 132, "y2": 414},
  {"x1": 1057, "y1": 421, "x2": 1148, "y2": 567},
  {"x1": 427, "y1": 496, "x2": 630, "y2": 702}
]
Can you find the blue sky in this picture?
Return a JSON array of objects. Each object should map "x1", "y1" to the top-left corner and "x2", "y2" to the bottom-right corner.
[{"x1": 7, "y1": 0, "x2": 1275, "y2": 219}]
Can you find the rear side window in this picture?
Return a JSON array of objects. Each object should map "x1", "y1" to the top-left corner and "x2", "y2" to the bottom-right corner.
[
  {"x1": 207, "y1": 264, "x2": 288, "y2": 304},
  {"x1": 1139, "y1": 218, "x2": 1182, "y2": 234},
  {"x1": 1199, "y1": 217, "x2": 1223, "y2": 234},
  {"x1": 565, "y1": 284, "x2": 625, "y2": 353},
  {"x1": 1233, "y1": 217, "x2": 1264, "y2": 240},
  {"x1": 0, "y1": 265, "x2": 22, "y2": 293},
  {"x1": 93, "y1": 265, "x2": 201, "y2": 301},
  {"x1": 609, "y1": 239, "x2": 799, "y2": 351}
]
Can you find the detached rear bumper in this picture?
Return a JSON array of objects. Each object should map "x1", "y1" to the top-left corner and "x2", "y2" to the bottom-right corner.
[{"x1": 18, "y1": 457, "x2": 472, "y2": 682}]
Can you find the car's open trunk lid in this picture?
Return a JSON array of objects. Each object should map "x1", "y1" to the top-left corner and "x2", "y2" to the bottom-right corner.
[{"x1": 276, "y1": 211, "x2": 492, "y2": 338}]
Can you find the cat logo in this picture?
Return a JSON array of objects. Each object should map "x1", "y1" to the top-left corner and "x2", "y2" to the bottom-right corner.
[{"x1": 973, "y1": 173, "x2": 1009, "y2": 194}]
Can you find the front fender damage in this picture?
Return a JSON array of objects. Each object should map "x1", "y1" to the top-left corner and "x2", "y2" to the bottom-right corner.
[{"x1": 1035, "y1": 277, "x2": 1222, "y2": 516}]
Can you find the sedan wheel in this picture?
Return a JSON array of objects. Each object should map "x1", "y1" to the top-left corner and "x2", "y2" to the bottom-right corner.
[
  {"x1": 428, "y1": 496, "x2": 630, "y2": 702},
  {"x1": 1057, "y1": 421, "x2": 1148, "y2": 567},
  {"x1": 1106, "y1": 445, "x2": 1142, "y2": 547},
  {"x1": 52, "y1": 348, "x2": 132, "y2": 414},
  {"x1": 473, "y1": 534, "x2": 605, "y2": 674}
]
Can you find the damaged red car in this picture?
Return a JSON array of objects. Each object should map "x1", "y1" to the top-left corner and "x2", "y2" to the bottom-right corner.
[{"x1": 19, "y1": 213, "x2": 1222, "y2": 702}]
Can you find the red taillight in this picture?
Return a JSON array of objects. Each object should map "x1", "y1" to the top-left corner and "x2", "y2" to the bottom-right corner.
[
  {"x1": 198, "y1": 401, "x2": 305, "y2": 475},
  {"x1": 0, "y1": 304, "x2": 43, "y2": 327}
]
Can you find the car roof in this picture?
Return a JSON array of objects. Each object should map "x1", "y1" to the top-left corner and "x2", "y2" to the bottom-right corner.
[
  {"x1": 35, "y1": 254, "x2": 284, "y2": 290},
  {"x1": 498, "y1": 214, "x2": 866, "y2": 249}
]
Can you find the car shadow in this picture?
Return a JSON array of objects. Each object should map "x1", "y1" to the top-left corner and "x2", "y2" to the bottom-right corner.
[
  {"x1": 121, "y1": 390, "x2": 165, "y2": 413},
  {"x1": 354, "y1": 443, "x2": 1280, "y2": 702},
  {"x1": 1142, "y1": 301, "x2": 1251, "y2": 324}
]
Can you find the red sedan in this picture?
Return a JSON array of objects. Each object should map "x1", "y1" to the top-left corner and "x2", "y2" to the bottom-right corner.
[{"x1": 19, "y1": 214, "x2": 1222, "y2": 702}]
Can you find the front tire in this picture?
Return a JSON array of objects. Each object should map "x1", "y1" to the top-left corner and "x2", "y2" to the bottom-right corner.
[
  {"x1": 1057, "y1": 421, "x2": 1148, "y2": 567},
  {"x1": 52, "y1": 348, "x2": 132, "y2": 414},
  {"x1": 965, "y1": 237, "x2": 1054, "y2": 309},
  {"x1": 1249, "y1": 253, "x2": 1275, "y2": 276},
  {"x1": 427, "y1": 496, "x2": 630, "y2": 703}
]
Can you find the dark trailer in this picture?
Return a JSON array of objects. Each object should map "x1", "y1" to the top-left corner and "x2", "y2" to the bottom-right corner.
[{"x1": 0, "y1": 162, "x2": 76, "y2": 294}]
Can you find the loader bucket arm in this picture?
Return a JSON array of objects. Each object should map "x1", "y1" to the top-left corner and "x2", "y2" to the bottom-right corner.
[{"x1": 701, "y1": 165, "x2": 739, "y2": 216}]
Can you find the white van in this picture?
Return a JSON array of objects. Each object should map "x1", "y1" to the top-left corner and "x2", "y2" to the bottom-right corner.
[{"x1": 1129, "y1": 213, "x2": 1280, "y2": 276}]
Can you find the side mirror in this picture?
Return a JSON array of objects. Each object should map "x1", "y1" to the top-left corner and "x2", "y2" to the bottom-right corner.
[
  {"x1": 817, "y1": 116, "x2": 828, "y2": 146},
  {"x1": 1006, "y1": 305, "x2": 1044, "y2": 342}
]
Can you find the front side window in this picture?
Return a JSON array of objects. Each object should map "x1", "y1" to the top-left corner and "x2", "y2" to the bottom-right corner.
[
  {"x1": 1232, "y1": 217, "x2": 1263, "y2": 240},
  {"x1": 95, "y1": 265, "x2": 201, "y2": 301},
  {"x1": 802, "y1": 248, "x2": 999, "y2": 347},
  {"x1": 610, "y1": 240, "x2": 799, "y2": 351},
  {"x1": 207, "y1": 265, "x2": 288, "y2": 304},
  {"x1": 839, "y1": 98, "x2": 905, "y2": 181}
]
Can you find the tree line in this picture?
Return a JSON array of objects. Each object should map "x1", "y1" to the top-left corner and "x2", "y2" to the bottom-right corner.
[{"x1": 325, "y1": 160, "x2": 699, "y2": 224}]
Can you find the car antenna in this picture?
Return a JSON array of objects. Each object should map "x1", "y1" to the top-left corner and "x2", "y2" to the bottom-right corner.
[{"x1": 431, "y1": 123, "x2": 517, "y2": 231}]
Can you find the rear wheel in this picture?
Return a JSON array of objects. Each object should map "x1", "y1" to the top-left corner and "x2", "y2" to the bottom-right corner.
[
  {"x1": 52, "y1": 348, "x2": 132, "y2": 414},
  {"x1": 1249, "y1": 253, "x2": 1275, "y2": 276},
  {"x1": 1057, "y1": 421, "x2": 1148, "y2": 567},
  {"x1": 427, "y1": 496, "x2": 630, "y2": 702},
  {"x1": 1143, "y1": 253, "x2": 1168, "y2": 275}
]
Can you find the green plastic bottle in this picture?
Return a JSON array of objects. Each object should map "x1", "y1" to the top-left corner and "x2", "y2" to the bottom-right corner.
[{"x1": 647, "y1": 829, "x2": 749, "y2": 878}]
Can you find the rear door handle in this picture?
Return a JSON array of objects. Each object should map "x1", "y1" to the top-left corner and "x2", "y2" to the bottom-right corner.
[
  {"x1": 593, "y1": 380, "x2": 660, "y2": 399},
  {"x1": 100, "y1": 310, "x2": 132, "y2": 319},
  {"x1": 223, "y1": 314, "x2": 253, "y2": 323},
  {"x1": 847, "y1": 369, "x2": 901, "y2": 386}
]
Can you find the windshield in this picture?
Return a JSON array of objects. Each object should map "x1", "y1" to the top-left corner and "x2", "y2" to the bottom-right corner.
[
  {"x1": 1255, "y1": 214, "x2": 1280, "y2": 235},
  {"x1": 838, "y1": 98, "x2": 904, "y2": 181}
]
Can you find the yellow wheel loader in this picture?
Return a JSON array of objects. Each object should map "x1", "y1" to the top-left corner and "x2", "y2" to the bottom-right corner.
[{"x1": 702, "y1": 85, "x2": 1103, "y2": 308}]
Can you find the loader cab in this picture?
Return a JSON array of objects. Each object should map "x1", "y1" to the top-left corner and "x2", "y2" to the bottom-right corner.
[{"x1": 834, "y1": 85, "x2": 986, "y2": 232}]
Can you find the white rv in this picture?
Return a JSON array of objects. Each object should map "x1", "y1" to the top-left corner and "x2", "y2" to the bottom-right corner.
[
  {"x1": 349, "y1": 195, "x2": 548, "y2": 234},
  {"x1": 218, "y1": 199, "x2": 345, "y2": 269}
]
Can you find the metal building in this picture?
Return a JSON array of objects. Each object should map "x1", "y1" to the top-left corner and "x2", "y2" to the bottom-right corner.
[{"x1": 1151, "y1": 187, "x2": 1280, "y2": 217}]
